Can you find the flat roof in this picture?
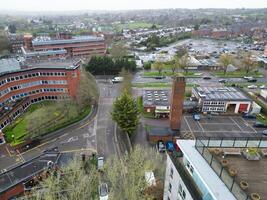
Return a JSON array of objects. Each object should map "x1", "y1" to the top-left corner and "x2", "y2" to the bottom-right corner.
[
  {"x1": 194, "y1": 87, "x2": 250, "y2": 101},
  {"x1": 0, "y1": 59, "x2": 80, "y2": 76},
  {"x1": 177, "y1": 140, "x2": 236, "y2": 200},
  {"x1": 0, "y1": 58, "x2": 21, "y2": 74},
  {"x1": 143, "y1": 90, "x2": 170, "y2": 107},
  {"x1": 32, "y1": 35, "x2": 104, "y2": 46}
]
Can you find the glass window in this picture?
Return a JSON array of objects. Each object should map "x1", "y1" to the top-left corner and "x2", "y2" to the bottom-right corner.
[{"x1": 168, "y1": 183, "x2": 172, "y2": 193}]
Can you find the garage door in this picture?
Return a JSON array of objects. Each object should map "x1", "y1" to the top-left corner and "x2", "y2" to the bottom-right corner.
[{"x1": 239, "y1": 104, "x2": 248, "y2": 112}]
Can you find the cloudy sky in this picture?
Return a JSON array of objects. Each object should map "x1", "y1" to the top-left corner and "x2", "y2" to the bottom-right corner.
[{"x1": 1, "y1": 0, "x2": 267, "y2": 11}]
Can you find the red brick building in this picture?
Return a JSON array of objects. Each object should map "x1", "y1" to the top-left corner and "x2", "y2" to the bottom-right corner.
[
  {"x1": 0, "y1": 59, "x2": 81, "y2": 130},
  {"x1": 28, "y1": 34, "x2": 106, "y2": 58}
]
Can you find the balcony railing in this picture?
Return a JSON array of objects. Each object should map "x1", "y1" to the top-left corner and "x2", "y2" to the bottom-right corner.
[{"x1": 169, "y1": 152, "x2": 203, "y2": 200}]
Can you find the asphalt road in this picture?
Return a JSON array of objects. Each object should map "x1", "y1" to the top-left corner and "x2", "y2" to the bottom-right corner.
[
  {"x1": 96, "y1": 80, "x2": 121, "y2": 158},
  {"x1": 0, "y1": 79, "x2": 123, "y2": 172}
]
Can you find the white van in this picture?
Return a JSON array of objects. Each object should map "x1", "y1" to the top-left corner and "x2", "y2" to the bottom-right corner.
[{"x1": 111, "y1": 77, "x2": 124, "y2": 83}]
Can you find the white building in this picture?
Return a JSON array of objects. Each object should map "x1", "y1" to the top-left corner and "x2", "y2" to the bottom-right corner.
[
  {"x1": 164, "y1": 140, "x2": 237, "y2": 200},
  {"x1": 192, "y1": 87, "x2": 252, "y2": 113}
]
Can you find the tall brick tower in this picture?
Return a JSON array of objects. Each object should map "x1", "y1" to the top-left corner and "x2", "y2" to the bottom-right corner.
[{"x1": 170, "y1": 76, "x2": 185, "y2": 130}]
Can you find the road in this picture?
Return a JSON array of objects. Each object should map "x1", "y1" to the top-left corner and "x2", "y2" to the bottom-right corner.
[
  {"x1": 96, "y1": 80, "x2": 122, "y2": 158},
  {"x1": 0, "y1": 79, "x2": 123, "y2": 172}
]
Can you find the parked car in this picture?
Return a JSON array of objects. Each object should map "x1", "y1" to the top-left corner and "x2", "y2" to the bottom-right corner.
[
  {"x1": 218, "y1": 79, "x2": 227, "y2": 83},
  {"x1": 157, "y1": 140, "x2": 166, "y2": 153},
  {"x1": 166, "y1": 141, "x2": 175, "y2": 152},
  {"x1": 243, "y1": 76, "x2": 253, "y2": 80},
  {"x1": 99, "y1": 183, "x2": 109, "y2": 200},
  {"x1": 154, "y1": 76, "x2": 165, "y2": 79},
  {"x1": 247, "y1": 78, "x2": 257, "y2": 83},
  {"x1": 247, "y1": 85, "x2": 257, "y2": 89},
  {"x1": 242, "y1": 113, "x2": 257, "y2": 119},
  {"x1": 260, "y1": 85, "x2": 266, "y2": 89},
  {"x1": 111, "y1": 77, "x2": 123, "y2": 83},
  {"x1": 203, "y1": 76, "x2": 212, "y2": 80},
  {"x1": 174, "y1": 143, "x2": 180, "y2": 152},
  {"x1": 262, "y1": 130, "x2": 267, "y2": 136},
  {"x1": 97, "y1": 157, "x2": 104, "y2": 171},
  {"x1": 193, "y1": 113, "x2": 200, "y2": 121},
  {"x1": 253, "y1": 122, "x2": 267, "y2": 128}
]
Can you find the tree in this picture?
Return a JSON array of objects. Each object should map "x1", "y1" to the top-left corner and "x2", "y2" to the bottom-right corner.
[
  {"x1": 27, "y1": 157, "x2": 99, "y2": 200},
  {"x1": 105, "y1": 145, "x2": 165, "y2": 200},
  {"x1": 171, "y1": 56, "x2": 181, "y2": 74},
  {"x1": 180, "y1": 53, "x2": 189, "y2": 75},
  {"x1": 110, "y1": 43, "x2": 128, "y2": 59},
  {"x1": 119, "y1": 68, "x2": 133, "y2": 94},
  {"x1": 219, "y1": 53, "x2": 233, "y2": 75},
  {"x1": 153, "y1": 61, "x2": 164, "y2": 75},
  {"x1": 143, "y1": 62, "x2": 152, "y2": 70},
  {"x1": 0, "y1": 34, "x2": 11, "y2": 55},
  {"x1": 241, "y1": 52, "x2": 258, "y2": 75},
  {"x1": 76, "y1": 70, "x2": 99, "y2": 112},
  {"x1": 111, "y1": 91, "x2": 140, "y2": 135},
  {"x1": 8, "y1": 24, "x2": 17, "y2": 33},
  {"x1": 194, "y1": 24, "x2": 200, "y2": 30}
]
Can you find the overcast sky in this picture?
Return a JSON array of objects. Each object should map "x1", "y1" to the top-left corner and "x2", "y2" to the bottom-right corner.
[{"x1": 1, "y1": 0, "x2": 267, "y2": 11}]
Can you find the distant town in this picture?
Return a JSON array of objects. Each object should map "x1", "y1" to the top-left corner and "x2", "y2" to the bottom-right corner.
[{"x1": 0, "y1": 7, "x2": 267, "y2": 200}]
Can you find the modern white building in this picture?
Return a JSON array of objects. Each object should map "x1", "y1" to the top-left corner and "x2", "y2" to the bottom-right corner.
[
  {"x1": 192, "y1": 87, "x2": 252, "y2": 113},
  {"x1": 164, "y1": 140, "x2": 237, "y2": 200}
]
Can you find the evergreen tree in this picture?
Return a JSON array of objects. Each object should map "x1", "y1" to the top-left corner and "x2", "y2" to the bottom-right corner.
[{"x1": 111, "y1": 91, "x2": 140, "y2": 135}]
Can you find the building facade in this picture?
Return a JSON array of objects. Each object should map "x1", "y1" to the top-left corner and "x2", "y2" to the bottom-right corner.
[
  {"x1": 0, "y1": 59, "x2": 81, "y2": 130},
  {"x1": 164, "y1": 140, "x2": 236, "y2": 200},
  {"x1": 192, "y1": 87, "x2": 251, "y2": 114},
  {"x1": 30, "y1": 35, "x2": 106, "y2": 58}
]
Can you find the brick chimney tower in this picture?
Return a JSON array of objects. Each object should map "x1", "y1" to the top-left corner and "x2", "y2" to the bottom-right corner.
[{"x1": 170, "y1": 76, "x2": 185, "y2": 130}]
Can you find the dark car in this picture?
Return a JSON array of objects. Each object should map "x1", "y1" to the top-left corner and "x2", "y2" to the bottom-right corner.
[
  {"x1": 154, "y1": 76, "x2": 165, "y2": 80},
  {"x1": 157, "y1": 140, "x2": 166, "y2": 153},
  {"x1": 203, "y1": 76, "x2": 212, "y2": 80},
  {"x1": 218, "y1": 79, "x2": 227, "y2": 83},
  {"x1": 242, "y1": 113, "x2": 257, "y2": 119},
  {"x1": 253, "y1": 122, "x2": 267, "y2": 128},
  {"x1": 247, "y1": 78, "x2": 257, "y2": 83}
]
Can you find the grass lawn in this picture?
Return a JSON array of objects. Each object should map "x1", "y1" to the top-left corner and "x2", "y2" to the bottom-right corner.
[
  {"x1": 224, "y1": 82, "x2": 266, "y2": 88},
  {"x1": 213, "y1": 70, "x2": 263, "y2": 78},
  {"x1": 143, "y1": 70, "x2": 201, "y2": 77},
  {"x1": 4, "y1": 101, "x2": 91, "y2": 146},
  {"x1": 257, "y1": 114, "x2": 267, "y2": 125}
]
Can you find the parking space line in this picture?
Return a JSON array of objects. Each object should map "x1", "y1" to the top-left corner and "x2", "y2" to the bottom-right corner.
[
  {"x1": 5, "y1": 146, "x2": 12, "y2": 157},
  {"x1": 230, "y1": 117, "x2": 243, "y2": 132},
  {"x1": 61, "y1": 148, "x2": 96, "y2": 154},
  {"x1": 200, "y1": 123, "x2": 235, "y2": 125},
  {"x1": 239, "y1": 117, "x2": 258, "y2": 133},
  {"x1": 197, "y1": 121, "x2": 205, "y2": 132},
  {"x1": 184, "y1": 116, "x2": 193, "y2": 134}
]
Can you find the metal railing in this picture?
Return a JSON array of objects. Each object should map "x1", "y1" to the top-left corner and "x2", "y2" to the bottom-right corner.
[{"x1": 195, "y1": 139, "x2": 251, "y2": 200}]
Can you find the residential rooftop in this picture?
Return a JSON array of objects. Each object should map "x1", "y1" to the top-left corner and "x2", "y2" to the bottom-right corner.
[
  {"x1": 32, "y1": 35, "x2": 104, "y2": 46},
  {"x1": 177, "y1": 140, "x2": 236, "y2": 200},
  {"x1": 193, "y1": 87, "x2": 250, "y2": 101}
]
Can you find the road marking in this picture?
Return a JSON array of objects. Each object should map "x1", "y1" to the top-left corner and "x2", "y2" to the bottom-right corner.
[
  {"x1": 5, "y1": 146, "x2": 12, "y2": 157},
  {"x1": 230, "y1": 117, "x2": 243, "y2": 132},
  {"x1": 239, "y1": 117, "x2": 258, "y2": 133},
  {"x1": 16, "y1": 150, "x2": 25, "y2": 162},
  {"x1": 184, "y1": 116, "x2": 193, "y2": 134},
  {"x1": 197, "y1": 121, "x2": 205, "y2": 132},
  {"x1": 83, "y1": 133, "x2": 90, "y2": 138},
  {"x1": 61, "y1": 148, "x2": 96, "y2": 154}
]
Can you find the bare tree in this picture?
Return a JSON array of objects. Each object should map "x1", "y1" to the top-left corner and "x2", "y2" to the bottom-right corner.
[
  {"x1": 110, "y1": 43, "x2": 128, "y2": 59},
  {"x1": 180, "y1": 53, "x2": 189, "y2": 75},
  {"x1": 171, "y1": 56, "x2": 181, "y2": 74},
  {"x1": 153, "y1": 61, "x2": 164, "y2": 75},
  {"x1": 219, "y1": 53, "x2": 233, "y2": 75},
  {"x1": 241, "y1": 52, "x2": 258, "y2": 75}
]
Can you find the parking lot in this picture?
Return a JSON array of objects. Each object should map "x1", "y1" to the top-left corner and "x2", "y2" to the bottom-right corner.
[{"x1": 181, "y1": 115, "x2": 259, "y2": 138}]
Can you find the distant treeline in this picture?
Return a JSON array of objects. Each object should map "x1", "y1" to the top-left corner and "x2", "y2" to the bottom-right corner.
[{"x1": 85, "y1": 56, "x2": 137, "y2": 75}]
